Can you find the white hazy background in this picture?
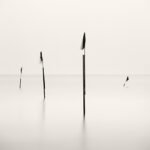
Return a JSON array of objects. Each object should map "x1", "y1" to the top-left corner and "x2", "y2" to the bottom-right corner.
[{"x1": 0, "y1": 0, "x2": 150, "y2": 75}]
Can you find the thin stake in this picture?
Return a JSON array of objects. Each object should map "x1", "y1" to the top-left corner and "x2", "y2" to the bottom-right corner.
[
  {"x1": 40, "y1": 51, "x2": 46, "y2": 100},
  {"x1": 42, "y1": 67, "x2": 45, "y2": 99},
  {"x1": 81, "y1": 33, "x2": 86, "y2": 118},
  {"x1": 123, "y1": 76, "x2": 129, "y2": 87},
  {"x1": 19, "y1": 67, "x2": 23, "y2": 89},
  {"x1": 83, "y1": 54, "x2": 86, "y2": 118}
]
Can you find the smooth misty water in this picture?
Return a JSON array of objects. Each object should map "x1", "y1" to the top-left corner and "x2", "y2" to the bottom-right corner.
[{"x1": 0, "y1": 75, "x2": 150, "y2": 150}]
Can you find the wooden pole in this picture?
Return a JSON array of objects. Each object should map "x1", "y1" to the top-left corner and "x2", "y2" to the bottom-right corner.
[
  {"x1": 83, "y1": 49, "x2": 86, "y2": 118},
  {"x1": 42, "y1": 66, "x2": 45, "y2": 99},
  {"x1": 19, "y1": 67, "x2": 22, "y2": 89}
]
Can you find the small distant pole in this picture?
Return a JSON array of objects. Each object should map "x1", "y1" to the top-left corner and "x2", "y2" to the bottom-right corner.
[
  {"x1": 81, "y1": 33, "x2": 86, "y2": 118},
  {"x1": 40, "y1": 51, "x2": 46, "y2": 100},
  {"x1": 19, "y1": 67, "x2": 23, "y2": 89},
  {"x1": 123, "y1": 76, "x2": 129, "y2": 87}
]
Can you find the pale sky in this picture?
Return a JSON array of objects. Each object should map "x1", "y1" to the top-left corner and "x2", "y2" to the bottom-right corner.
[{"x1": 0, "y1": 0, "x2": 150, "y2": 75}]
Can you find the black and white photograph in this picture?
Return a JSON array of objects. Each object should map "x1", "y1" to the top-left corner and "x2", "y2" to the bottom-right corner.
[{"x1": 0, "y1": 0, "x2": 150, "y2": 150}]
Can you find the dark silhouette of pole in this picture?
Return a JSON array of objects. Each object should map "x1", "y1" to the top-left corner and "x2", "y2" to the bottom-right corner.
[
  {"x1": 19, "y1": 67, "x2": 23, "y2": 89},
  {"x1": 81, "y1": 32, "x2": 86, "y2": 118},
  {"x1": 40, "y1": 51, "x2": 46, "y2": 100},
  {"x1": 123, "y1": 76, "x2": 129, "y2": 87},
  {"x1": 42, "y1": 67, "x2": 45, "y2": 99}
]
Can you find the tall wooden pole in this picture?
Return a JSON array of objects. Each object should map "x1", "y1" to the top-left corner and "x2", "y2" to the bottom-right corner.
[{"x1": 81, "y1": 33, "x2": 86, "y2": 118}]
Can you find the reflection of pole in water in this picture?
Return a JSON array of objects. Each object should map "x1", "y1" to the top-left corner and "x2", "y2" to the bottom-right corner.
[
  {"x1": 40, "y1": 100, "x2": 46, "y2": 147},
  {"x1": 81, "y1": 118, "x2": 87, "y2": 150},
  {"x1": 82, "y1": 118, "x2": 86, "y2": 135},
  {"x1": 42, "y1": 100, "x2": 46, "y2": 121}
]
